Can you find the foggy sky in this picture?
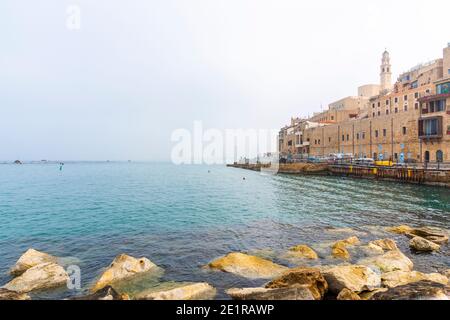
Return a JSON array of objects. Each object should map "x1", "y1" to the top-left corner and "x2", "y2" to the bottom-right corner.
[{"x1": 1, "y1": 0, "x2": 449, "y2": 161}]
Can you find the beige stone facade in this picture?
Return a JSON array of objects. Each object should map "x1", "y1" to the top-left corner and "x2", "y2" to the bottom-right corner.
[{"x1": 279, "y1": 44, "x2": 450, "y2": 164}]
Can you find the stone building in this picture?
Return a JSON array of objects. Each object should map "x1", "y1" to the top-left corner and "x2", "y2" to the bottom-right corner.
[{"x1": 279, "y1": 44, "x2": 450, "y2": 164}]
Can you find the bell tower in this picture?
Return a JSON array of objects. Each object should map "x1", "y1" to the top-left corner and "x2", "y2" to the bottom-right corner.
[{"x1": 380, "y1": 50, "x2": 392, "y2": 93}]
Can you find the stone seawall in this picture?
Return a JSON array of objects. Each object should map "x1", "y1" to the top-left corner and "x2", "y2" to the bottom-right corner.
[{"x1": 227, "y1": 163, "x2": 450, "y2": 188}]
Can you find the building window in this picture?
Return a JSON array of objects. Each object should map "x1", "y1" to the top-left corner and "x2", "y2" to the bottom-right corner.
[
  {"x1": 372, "y1": 112, "x2": 375, "y2": 117},
  {"x1": 331, "y1": 116, "x2": 334, "y2": 120},
  {"x1": 346, "y1": 134, "x2": 349, "y2": 141},
  {"x1": 394, "y1": 153, "x2": 398, "y2": 160},
  {"x1": 362, "y1": 132, "x2": 365, "y2": 139},
  {"x1": 329, "y1": 137, "x2": 331, "y2": 142},
  {"x1": 404, "y1": 105, "x2": 408, "y2": 111},
  {"x1": 378, "y1": 102, "x2": 381, "y2": 107},
  {"x1": 394, "y1": 97, "x2": 398, "y2": 103},
  {"x1": 437, "y1": 150, "x2": 444, "y2": 162},
  {"x1": 402, "y1": 127, "x2": 407, "y2": 135},
  {"x1": 386, "y1": 100, "x2": 389, "y2": 105},
  {"x1": 377, "y1": 111, "x2": 381, "y2": 116},
  {"x1": 342, "y1": 135, "x2": 345, "y2": 141},
  {"x1": 436, "y1": 82, "x2": 450, "y2": 94},
  {"x1": 383, "y1": 129, "x2": 387, "y2": 137},
  {"x1": 419, "y1": 117, "x2": 442, "y2": 137},
  {"x1": 414, "y1": 92, "x2": 419, "y2": 99},
  {"x1": 415, "y1": 102, "x2": 419, "y2": 110},
  {"x1": 404, "y1": 95, "x2": 408, "y2": 101},
  {"x1": 372, "y1": 103, "x2": 375, "y2": 108},
  {"x1": 386, "y1": 109, "x2": 389, "y2": 115},
  {"x1": 395, "y1": 107, "x2": 398, "y2": 113},
  {"x1": 356, "y1": 133, "x2": 359, "y2": 140},
  {"x1": 375, "y1": 130, "x2": 379, "y2": 138},
  {"x1": 314, "y1": 139, "x2": 317, "y2": 145},
  {"x1": 318, "y1": 139, "x2": 321, "y2": 145}
]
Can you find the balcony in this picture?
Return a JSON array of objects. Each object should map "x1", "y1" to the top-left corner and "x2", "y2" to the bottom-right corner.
[{"x1": 418, "y1": 116, "x2": 443, "y2": 139}]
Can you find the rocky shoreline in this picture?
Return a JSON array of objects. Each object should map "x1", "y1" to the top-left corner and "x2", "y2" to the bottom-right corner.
[{"x1": 0, "y1": 225, "x2": 448, "y2": 300}]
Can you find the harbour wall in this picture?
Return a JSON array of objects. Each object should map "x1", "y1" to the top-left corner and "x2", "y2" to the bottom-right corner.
[{"x1": 227, "y1": 163, "x2": 450, "y2": 188}]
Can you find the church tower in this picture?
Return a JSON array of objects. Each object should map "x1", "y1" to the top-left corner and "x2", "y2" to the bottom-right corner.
[{"x1": 380, "y1": 50, "x2": 392, "y2": 93}]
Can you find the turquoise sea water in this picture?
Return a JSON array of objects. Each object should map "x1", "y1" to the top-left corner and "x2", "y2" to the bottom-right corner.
[{"x1": 0, "y1": 162, "x2": 449, "y2": 299}]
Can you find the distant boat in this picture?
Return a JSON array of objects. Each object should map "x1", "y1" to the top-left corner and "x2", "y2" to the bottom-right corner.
[{"x1": 14, "y1": 160, "x2": 22, "y2": 165}]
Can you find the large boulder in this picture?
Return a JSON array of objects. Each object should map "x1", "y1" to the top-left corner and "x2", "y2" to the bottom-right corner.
[
  {"x1": 136, "y1": 283, "x2": 216, "y2": 300},
  {"x1": 369, "y1": 239, "x2": 398, "y2": 251},
  {"x1": 10, "y1": 249, "x2": 58, "y2": 276},
  {"x1": 370, "y1": 281, "x2": 449, "y2": 300},
  {"x1": 357, "y1": 250, "x2": 413, "y2": 273},
  {"x1": 406, "y1": 227, "x2": 449, "y2": 245},
  {"x1": 0, "y1": 288, "x2": 31, "y2": 300},
  {"x1": 286, "y1": 245, "x2": 318, "y2": 260},
  {"x1": 206, "y1": 252, "x2": 288, "y2": 279},
  {"x1": 337, "y1": 288, "x2": 361, "y2": 300},
  {"x1": 265, "y1": 267, "x2": 328, "y2": 300},
  {"x1": 409, "y1": 236, "x2": 440, "y2": 252},
  {"x1": 226, "y1": 287, "x2": 315, "y2": 300},
  {"x1": 381, "y1": 271, "x2": 448, "y2": 288},
  {"x1": 92, "y1": 254, "x2": 160, "y2": 292},
  {"x1": 322, "y1": 265, "x2": 381, "y2": 294},
  {"x1": 3, "y1": 262, "x2": 69, "y2": 293}
]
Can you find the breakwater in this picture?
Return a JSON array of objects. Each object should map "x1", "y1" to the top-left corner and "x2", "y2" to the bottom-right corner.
[{"x1": 227, "y1": 163, "x2": 450, "y2": 187}]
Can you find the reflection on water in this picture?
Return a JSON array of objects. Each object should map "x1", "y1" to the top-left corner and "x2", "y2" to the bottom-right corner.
[{"x1": 0, "y1": 163, "x2": 448, "y2": 299}]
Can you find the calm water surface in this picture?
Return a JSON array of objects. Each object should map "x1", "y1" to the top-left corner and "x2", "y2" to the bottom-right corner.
[{"x1": 0, "y1": 162, "x2": 449, "y2": 299}]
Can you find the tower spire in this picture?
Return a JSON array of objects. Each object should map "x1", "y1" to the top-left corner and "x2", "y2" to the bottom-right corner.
[{"x1": 380, "y1": 50, "x2": 392, "y2": 93}]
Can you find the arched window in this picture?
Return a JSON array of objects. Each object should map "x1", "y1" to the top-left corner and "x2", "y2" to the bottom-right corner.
[
  {"x1": 436, "y1": 150, "x2": 443, "y2": 163},
  {"x1": 424, "y1": 151, "x2": 430, "y2": 163}
]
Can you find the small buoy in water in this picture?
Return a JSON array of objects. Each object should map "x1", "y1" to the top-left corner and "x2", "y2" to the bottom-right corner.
[
  {"x1": 243, "y1": 177, "x2": 246, "y2": 180},
  {"x1": 208, "y1": 170, "x2": 211, "y2": 173}
]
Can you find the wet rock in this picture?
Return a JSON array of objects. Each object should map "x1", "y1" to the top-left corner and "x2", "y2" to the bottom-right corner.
[
  {"x1": 136, "y1": 283, "x2": 216, "y2": 300},
  {"x1": 381, "y1": 271, "x2": 448, "y2": 288},
  {"x1": 370, "y1": 281, "x2": 449, "y2": 300},
  {"x1": 3, "y1": 262, "x2": 69, "y2": 293},
  {"x1": 0, "y1": 288, "x2": 31, "y2": 300},
  {"x1": 287, "y1": 245, "x2": 318, "y2": 260},
  {"x1": 406, "y1": 227, "x2": 448, "y2": 245},
  {"x1": 369, "y1": 239, "x2": 398, "y2": 251},
  {"x1": 332, "y1": 243, "x2": 350, "y2": 260},
  {"x1": 226, "y1": 286, "x2": 315, "y2": 300},
  {"x1": 206, "y1": 252, "x2": 288, "y2": 279},
  {"x1": 409, "y1": 236, "x2": 440, "y2": 252},
  {"x1": 322, "y1": 265, "x2": 381, "y2": 294},
  {"x1": 360, "y1": 243, "x2": 384, "y2": 256},
  {"x1": 358, "y1": 249, "x2": 413, "y2": 273},
  {"x1": 92, "y1": 254, "x2": 160, "y2": 292},
  {"x1": 442, "y1": 269, "x2": 450, "y2": 280},
  {"x1": 331, "y1": 237, "x2": 359, "y2": 260},
  {"x1": 359, "y1": 288, "x2": 388, "y2": 300},
  {"x1": 10, "y1": 249, "x2": 58, "y2": 276},
  {"x1": 337, "y1": 288, "x2": 361, "y2": 300},
  {"x1": 386, "y1": 225, "x2": 414, "y2": 234},
  {"x1": 265, "y1": 267, "x2": 328, "y2": 300},
  {"x1": 71, "y1": 286, "x2": 128, "y2": 300}
]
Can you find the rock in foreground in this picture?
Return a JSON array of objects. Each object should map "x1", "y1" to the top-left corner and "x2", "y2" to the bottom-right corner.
[
  {"x1": 323, "y1": 265, "x2": 381, "y2": 294},
  {"x1": 10, "y1": 249, "x2": 58, "y2": 276},
  {"x1": 226, "y1": 287, "x2": 315, "y2": 300},
  {"x1": 358, "y1": 250, "x2": 413, "y2": 273},
  {"x1": 92, "y1": 254, "x2": 160, "y2": 292},
  {"x1": 337, "y1": 288, "x2": 361, "y2": 300},
  {"x1": 207, "y1": 252, "x2": 288, "y2": 279},
  {"x1": 381, "y1": 271, "x2": 448, "y2": 288},
  {"x1": 265, "y1": 267, "x2": 328, "y2": 300},
  {"x1": 3, "y1": 262, "x2": 69, "y2": 293},
  {"x1": 136, "y1": 283, "x2": 216, "y2": 300},
  {"x1": 409, "y1": 236, "x2": 440, "y2": 252},
  {"x1": 369, "y1": 239, "x2": 398, "y2": 251},
  {"x1": 0, "y1": 288, "x2": 31, "y2": 300},
  {"x1": 370, "y1": 281, "x2": 449, "y2": 300}
]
